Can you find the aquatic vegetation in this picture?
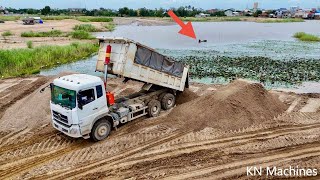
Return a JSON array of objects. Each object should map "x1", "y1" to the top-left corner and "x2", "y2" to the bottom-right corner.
[
  {"x1": 174, "y1": 55, "x2": 320, "y2": 85},
  {"x1": 259, "y1": 18, "x2": 304, "y2": 23},
  {"x1": 69, "y1": 30, "x2": 94, "y2": 39},
  {"x1": 105, "y1": 23, "x2": 116, "y2": 31},
  {"x1": 294, "y1": 32, "x2": 320, "y2": 42},
  {"x1": 0, "y1": 43, "x2": 98, "y2": 78}
]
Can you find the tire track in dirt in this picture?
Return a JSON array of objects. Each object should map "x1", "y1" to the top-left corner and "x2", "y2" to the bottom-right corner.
[
  {"x1": 170, "y1": 143, "x2": 320, "y2": 180},
  {"x1": 31, "y1": 131, "x2": 191, "y2": 180},
  {"x1": 0, "y1": 80, "x2": 32, "y2": 98},
  {"x1": 0, "y1": 129, "x2": 61, "y2": 154},
  {"x1": 0, "y1": 77, "x2": 48, "y2": 120},
  {"x1": 125, "y1": 123, "x2": 320, "y2": 162},
  {"x1": 0, "y1": 128, "x2": 27, "y2": 146},
  {"x1": 0, "y1": 133, "x2": 77, "y2": 165},
  {"x1": 0, "y1": 139, "x2": 91, "y2": 180},
  {"x1": 55, "y1": 122, "x2": 320, "y2": 180}
]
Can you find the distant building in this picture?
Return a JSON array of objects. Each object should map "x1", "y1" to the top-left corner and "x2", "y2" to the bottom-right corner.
[
  {"x1": 207, "y1": 9, "x2": 219, "y2": 14},
  {"x1": 224, "y1": 9, "x2": 233, "y2": 16},
  {"x1": 195, "y1": 13, "x2": 210, "y2": 18},
  {"x1": 315, "y1": 10, "x2": 320, "y2": 19},
  {"x1": 68, "y1": 8, "x2": 86, "y2": 15},
  {"x1": 261, "y1": 11, "x2": 269, "y2": 17},
  {"x1": 224, "y1": 9, "x2": 240, "y2": 17},
  {"x1": 276, "y1": 8, "x2": 291, "y2": 18},
  {"x1": 290, "y1": 6, "x2": 299, "y2": 16},
  {"x1": 68, "y1": 8, "x2": 86, "y2": 12},
  {"x1": 302, "y1": 10, "x2": 315, "y2": 19},
  {"x1": 243, "y1": 8, "x2": 253, "y2": 16},
  {"x1": 295, "y1": 9, "x2": 305, "y2": 18}
]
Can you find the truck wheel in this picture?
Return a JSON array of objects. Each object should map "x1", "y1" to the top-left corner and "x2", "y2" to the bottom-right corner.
[
  {"x1": 91, "y1": 120, "x2": 111, "y2": 142},
  {"x1": 161, "y1": 93, "x2": 176, "y2": 110},
  {"x1": 147, "y1": 100, "x2": 161, "y2": 117}
]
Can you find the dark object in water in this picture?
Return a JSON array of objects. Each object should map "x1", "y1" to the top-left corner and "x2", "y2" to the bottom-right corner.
[{"x1": 199, "y1": 39, "x2": 207, "y2": 43}]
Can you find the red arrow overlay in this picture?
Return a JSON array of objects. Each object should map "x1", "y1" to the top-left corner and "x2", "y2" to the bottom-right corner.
[{"x1": 168, "y1": 10, "x2": 197, "y2": 39}]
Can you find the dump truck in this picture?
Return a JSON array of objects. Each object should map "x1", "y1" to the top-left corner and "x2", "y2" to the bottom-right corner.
[{"x1": 48, "y1": 37, "x2": 189, "y2": 141}]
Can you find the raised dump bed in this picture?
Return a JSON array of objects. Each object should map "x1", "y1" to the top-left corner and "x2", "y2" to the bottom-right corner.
[{"x1": 96, "y1": 37, "x2": 189, "y2": 91}]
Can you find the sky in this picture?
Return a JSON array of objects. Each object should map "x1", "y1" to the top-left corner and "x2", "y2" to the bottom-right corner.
[{"x1": 0, "y1": 0, "x2": 319, "y2": 10}]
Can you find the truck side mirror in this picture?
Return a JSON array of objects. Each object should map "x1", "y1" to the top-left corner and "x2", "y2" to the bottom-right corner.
[
  {"x1": 77, "y1": 93, "x2": 83, "y2": 110},
  {"x1": 40, "y1": 83, "x2": 54, "y2": 93},
  {"x1": 49, "y1": 83, "x2": 53, "y2": 92}
]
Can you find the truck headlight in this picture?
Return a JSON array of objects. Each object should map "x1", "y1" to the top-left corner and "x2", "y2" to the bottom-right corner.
[{"x1": 70, "y1": 127, "x2": 78, "y2": 135}]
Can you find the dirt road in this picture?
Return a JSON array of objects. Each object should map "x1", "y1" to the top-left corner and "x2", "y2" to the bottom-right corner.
[{"x1": 0, "y1": 76, "x2": 319, "y2": 179}]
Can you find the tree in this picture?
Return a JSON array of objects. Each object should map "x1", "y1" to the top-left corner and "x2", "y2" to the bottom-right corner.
[
  {"x1": 41, "y1": 6, "x2": 51, "y2": 15},
  {"x1": 253, "y1": 10, "x2": 262, "y2": 17},
  {"x1": 118, "y1": 7, "x2": 129, "y2": 16}
]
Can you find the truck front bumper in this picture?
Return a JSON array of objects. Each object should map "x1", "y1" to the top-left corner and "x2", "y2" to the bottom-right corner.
[{"x1": 52, "y1": 120, "x2": 82, "y2": 138}]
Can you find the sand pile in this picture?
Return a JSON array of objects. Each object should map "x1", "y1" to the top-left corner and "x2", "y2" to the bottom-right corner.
[
  {"x1": 164, "y1": 80, "x2": 287, "y2": 131},
  {"x1": 176, "y1": 89, "x2": 199, "y2": 105}
]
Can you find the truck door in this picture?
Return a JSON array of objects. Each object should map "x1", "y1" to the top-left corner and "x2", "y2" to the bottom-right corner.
[{"x1": 77, "y1": 88, "x2": 99, "y2": 133}]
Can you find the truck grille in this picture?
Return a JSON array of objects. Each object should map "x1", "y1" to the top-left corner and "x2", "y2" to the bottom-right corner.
[{"x1": 52, "y1": 111, "x2": 68, "y2": 124}]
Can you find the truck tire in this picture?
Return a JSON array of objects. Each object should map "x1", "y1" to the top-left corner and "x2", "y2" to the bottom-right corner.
[
  {"x1": 147, "y1": 99, "x2": 161, "y2": 117},
  {"x1": 91, "y1": 120, "x2": 111, "y2": 142},
  {"x1": 161, "y1": 93, "x2": 176, "y2": 110}
]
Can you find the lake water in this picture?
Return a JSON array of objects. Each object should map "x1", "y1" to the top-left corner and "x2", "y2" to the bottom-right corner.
[
  {"x1": 94, "y1": 20, "x2": 320, "y2": 48},
  {"x1": 40, "y1": 21, "x2": 320, "y2": 93}
]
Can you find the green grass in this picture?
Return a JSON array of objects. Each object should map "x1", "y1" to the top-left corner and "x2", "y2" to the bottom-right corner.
[
  {"x1": 0, "y1": 16, "x2": 21, "y2": 21},
  {"x1": 293, "y1": 32, "x2": 320, "y2": 42},
  {"x1": 0, "y1": 43, "x2": 98, "y2": 78},
  {"x1": 77, "y1": 17, "x2": 113, "y2": 22},
  {"x1": 73, "y1": 24, "x2": 99, "y2": 32},
  {"x1": 26, "y1": 41, "x2": 33, "y2": 49},
  {"x1": 259, "y1": 18, "x2": 304, "y2": 23},
  {"x1": 21, "y1": 30, "x2": 64, "y2": 37},
  {"x1": 41, "y1": 16, "x2": 74, "y2": 20},
  {"x1": 1, "y1": 31, "x2": 14, "y2": 36},
  {"x1": 105, "y1": 23, "x2": 115, "y2": 31},
  {"x1": 40, "y1": 16, "x2": 113, "y2": 22},
  {"x1": 69, "y1": 30, "x2": 94, "y2": 39}
]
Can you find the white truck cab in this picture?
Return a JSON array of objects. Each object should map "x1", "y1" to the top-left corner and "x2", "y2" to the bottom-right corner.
[{"x1": 51, "y1": 74, "x2": 110, "y2": 140}]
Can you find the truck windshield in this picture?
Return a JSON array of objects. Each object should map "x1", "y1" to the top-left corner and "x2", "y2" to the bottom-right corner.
[{"x1": 51, "y1": 85, "x2": 76, "y2": 109}]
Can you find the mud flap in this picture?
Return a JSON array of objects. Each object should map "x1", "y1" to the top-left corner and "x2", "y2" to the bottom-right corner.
[{"x1": 142, "y1": 83, "x2": 153, "y2": 91}]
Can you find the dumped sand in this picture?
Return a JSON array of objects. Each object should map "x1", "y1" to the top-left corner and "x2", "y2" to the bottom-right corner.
[
  {"x1": 2, "y1": 75, "x2": 320, "y2": 180},
  {"x1": 176, "y1": 89, "x2": 199, "y2": 105},
  {"x1": 163, "y1": 80, "x2": 287, "y2": 131}
]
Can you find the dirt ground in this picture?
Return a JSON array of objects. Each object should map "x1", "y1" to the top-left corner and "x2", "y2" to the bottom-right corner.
[
  {"x1": 0, "y1": 19, "x2": 102, "y2": 49},
  {"x1": 0, "y1": 75, "x2": 319, "y2": 180},
  {"x1": 0, "y1": 18, "x2": 173, "y2": 49}
]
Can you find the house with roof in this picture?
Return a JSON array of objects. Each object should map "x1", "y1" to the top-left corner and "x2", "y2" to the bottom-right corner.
[
  {"x1": 207, "y1": 9, "x2": 219, "y2": 14},
  {"x1": 195, "y1": 13, "x2": 210, "y2": 18},
  {"x1": 224, "y1": 9, "x2": 239, "y2": 16},
  {"x1": 315, "y1": 9, "x2": 320, "y2": 19}
]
